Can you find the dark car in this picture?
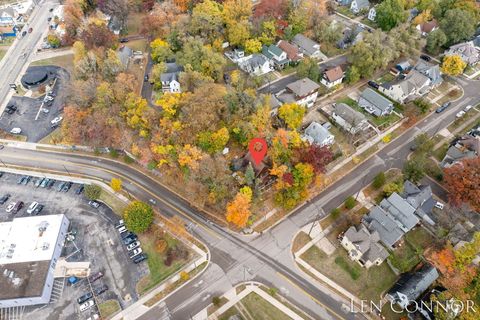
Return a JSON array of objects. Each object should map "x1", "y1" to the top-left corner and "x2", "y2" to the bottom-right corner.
[
  {"x1": 77, "y1": 292, "x2": 93, "y2": 304},
  {"x1": 5, "y1": 104, "x2": 17, "y2": 114},
  {"x1": 21, "y1": 176, "x2": 31, "y2": 185},
  {"x1": 49, "y1": 8, "x2": 54, "y2": 12},
  {"x1": 420, "y1": 54, "x2": 432, "y2": 62},
  {"x1": 0, "y1": 194, "x2": 11, "y2": 205},
  {"x1": 21, "y1": 31, "x2": 27, "y2": 37},
  {"x1": 75, "y1": 185, "x2": 84, "y2": 195},
  {"x1": 93, "y1": 284, "x2": 108, "y2": 295},
  {"x1": 123, "y1": 236, "x2": 137, "y2": 245},
  {"x1": 367, "y1": 81, "x2": 379, "y2": 89},
  {"x1": 144, "y1": 74, "x2": 149, "y2": 82},
  {"x1": 133, "y1": 254, "x2": 147, "y2": 264},
  {"x1": 62, "y1": 181, "x2": 72, "y2": 192},
  {"x1": 47, "y1": 17, "x2": 52, "y2": 22},
  {"x1": 436, "y1": 102, "x2": 451, "y2": 113},
  {"x1": 119, "y1": 38, "x2": 129, "y2": 43},
  {"x1": 12, "y1": 201, "x2": 24, "y2": 214},
  {"x1": 88, "y1": 271, "x2": 104, "y2": 284},
  {"x1": 33, "y1": 204, "x2": 44, "y2": 215},
  {"x1": 47, "y1": 179, "x2": 55, "y2": 188},
  {"x1": 57, "y1": 181, "x2": 66, "y2": 192}
]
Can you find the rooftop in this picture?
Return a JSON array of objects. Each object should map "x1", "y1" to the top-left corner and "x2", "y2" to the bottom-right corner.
[
  {"x1": 333, "y1": 103, "x2": 367, "y2": 125},
  {"x1": 286, "y1": 78, "x2": 320, "y2": 97},
  {"x1": 324, "y1": 66, "x2": 343, "y2": 83},
  {"x1": 362, "y1": 206, "x2": 405, "y2": 249}
]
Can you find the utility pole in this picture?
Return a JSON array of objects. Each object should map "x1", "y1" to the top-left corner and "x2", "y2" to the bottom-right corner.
[
  {"x1": 308, "y1": 202, "x2": 323, "y2": 237},
  {"x1": 0, "y1": 159, "x2": 7, "y2": 167},
  {"x1": 63, "y1": 165, "x2": 71, "y2": 177}
]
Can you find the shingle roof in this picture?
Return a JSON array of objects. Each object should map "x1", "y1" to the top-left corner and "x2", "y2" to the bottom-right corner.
[
  {"x1": 414, "y1": 60, "x2": 442, "y2": 85},
  {"x1": 324, "y1": 66, "x2": 343, "y2": 82},
  {"x1": 292, "y1": 34, "x2": 320, "y2": 56},
  {"x1": 344, "y1": 224, "x2": 389, "y2": 263},
  {"x1": 418, "y1": 20, "x2": 437, "y2": 33},
  {"x1": 278, "y1": 40, "x2": 301, "y2": 61},
  {"x1": 286, "y1": 78, "x2": 320, "y2": 97},
  {"x1": 262, "y1": 44, "x2": 283, "y2": 59},
  {"x1": 304, "y1": 121, "x2": 333, "y2": 145},
  {"x1": 354, "y1": 0, "x2": 370, "y2": 10},
  {"x1": 333, "y1": 103, "x2": 366, "y2": 126},
  {"x1": 362, "y1": 206, "x2": 405, "y2": 249},
  {"x1": 379, "y1": 193, "x2": 419, "y2": 232},
  {"x1": 359, "y1": 88, "x2": 393, "y2": 116}
]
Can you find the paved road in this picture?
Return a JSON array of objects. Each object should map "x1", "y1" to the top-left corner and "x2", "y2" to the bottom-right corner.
[
  {"x1": 0, "y1": 0, "x2": 58, "y2": 113},
  {"x1": 0, "y1": 76, "x2": 477, "y2": 320}
]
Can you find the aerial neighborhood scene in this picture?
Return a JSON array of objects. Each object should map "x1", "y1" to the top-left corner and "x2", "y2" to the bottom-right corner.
[{"x1": 0, "y1": 0, "x2": 480, "y2": 319}]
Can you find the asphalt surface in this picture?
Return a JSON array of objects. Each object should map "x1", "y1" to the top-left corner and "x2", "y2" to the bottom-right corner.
[
  {"x1": 0, "y1": 0, "x2": 58, "y2": 114},
  {"x1": 0, "y1": 76, "x2": 478, "y2": 320}
]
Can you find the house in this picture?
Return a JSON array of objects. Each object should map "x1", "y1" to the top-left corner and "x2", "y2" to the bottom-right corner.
[
  {"x1": 473, "y1": 35, "x2": 480, "y2": 50},
  {"x1": 358, "y1": 88, "x2": 394, "y2": 117},
  {"x1": 444, "y1": 42, "x2": 480, "y2": 65},
  {"x1": 414, "y1": 60, "x2": 443, "y2": 86},
  {"x1": 160, "y1": 62, "x2": 184, "y2": 93},
  {"x1": 238, "y1": 54, "x2": 272, "y2": 76},
  {"x1": 350, "y1": 0, "x2": 370, "y2": 14},
  {"x1": 386, "y1": 263, "x2": 439, "y2": 309},
  {"x1": 379, "y1": 70, "x2": 431, "y2": 103},
  {"x1": 117, "y1": 46, "x2": 133, "y2": 69},
  {"x1": 440, "y1": 134, "x2": 480, "y2": 168},
  {"x1": 292, "y1": 34, "x2": 322, "y2": 59},
  {"x1": 395, "y1": 61, "x2": 411, "y2": 72},
  {"x1": 320, "y1": 66, "x2": 344, "y2": 89},
  {"x1": 368, "y1": 7, "x2": 376, "y2": 21},
  {"x1": 0, "y1": 7, "x2": 16, "y2": 26},
  {"x1": 276, "y1": 78, "x2": 320, "y2": 108},
  {"x1": 277, "y1": 40, "x2": 303, "y2": 63},
  {"x1": 416, "y1": 20, "x2": 438, "y2": 36},
  {"x1": 268, "y1": 94, "x2": 283, "y2": 115},
  {"x1": 337, "y1": 25, "x2": 364, "y2": 49},
  {"x1": 362, "y1": 206, "x2": 405, "y2": 249},
  {"x1": 402, "y1": 180, "x2": 437, "y2": 226},
  {"x1": 232, "y1": 151, "x2": 269, "y2": 178},
  {"x1": 262, "y1": 44, "x2": 289, "y2": 69},
  {"x1": 331, "y1": 103, "x2": 369, "y2": 134},
  {"x1": 303, "y1": 121, "x2": 335, "y2": 147},
  {"x1": 341, "y1": 224, "x2": 389, "y2": 268},
  {"x1": 379, "y1": 192, "x2": 420, "y2": 233},
  {"x1": 337, "y1": 0, "x2": 353, "y2": 5}
]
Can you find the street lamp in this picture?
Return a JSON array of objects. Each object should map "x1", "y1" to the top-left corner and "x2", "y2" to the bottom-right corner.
[{"x1": 63, "y1": 165, "x2": 71, "y2": 177}]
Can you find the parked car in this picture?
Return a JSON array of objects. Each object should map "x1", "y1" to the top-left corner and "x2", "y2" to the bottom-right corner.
[
  {"x1": 119, "y1": 38, "x2": 129, "y2": 43},
  {"x1": 27, "y1": 201, "x2": 39, "y2": 214},
  {"x1": 88, "y1": 271, "x2": 104, "y2": 283},
  {"x1": 464, "y1": 105, "x2": 473, "y2": 112},
  {"x1": 40, "y1": 178, "x2": 50, "y2": 188},
  {"x1": 93, "y1": 284, "x2": 108, "y2": 295},
  {"x1": 33, "y1": 204, "x2": 44, "y2": 215},
  {"x1": 10, "y1": 128, "x2": 22, "y2": 134},
  {"x1": 6, "y1": 202, "x2": 15, "y2": 212},
  {"x1": 436, "y1": 102, "x2": 451, "y2": 113},
  {"x1": 367, "y1": 81, "x2": 379, "y2": 89},
  {"x1": 34, "y1": 178, "x2": 44, "y2": 187},
  {"x1": 47, "y1": 179, "x2": 55, "y2": 188},
  {"x1": 129, "y1": 248, "x2": 143, "y2": 259},
  {"x1": 79, "y1": 299, "x2": 95, "y2": 312},
  {"x1": 21, "y1": 176, "x2": 31, "y2": 185},
  {"x1": 12, "y1": 201, "x2": 24, "y2": 214},
  {"x1": 114, "y1": 219, "x2": 124, "y2": 229},
  {"x1": 28, "y1": 27, "x2": 32, "y2": 33},
  {"x1": 435, "y1": 202, "x2": 444, "y2": 210},
  {"x1": 133, "y1": 253, "x2": 147, "y2": 264},
  {"x1": 117, "y1": 225, "x2": 127, "y2": 233},
  {"x1": 0, "y1": 194, "x2": 10, "y2": 204},
  {"x1": 420, "y1": 54, "x2": 431, "y2": 62},
  {"x1": 127, "y1": 241, "x2": 140, "y2": 251},
  {"x1": 123, "y1": 236, "x2": 137, "y2": 245},
  {"x1": 77, "y1": 292, "x2": 93, "y2": 304},
  {"x1": 57, "y1": 181, "x2": 66, "y2": 191},
  {"x1": 88, "y1": 200, "x2": 100, "y2": 208},
  {"x1": 51, "y1": 116, "x2": 63, "y2": 125},
  {"x1": 75, "y1": 184, "x2": 84, "y2": 195},
  {"x1": 62, "y1": 181, "x2": 72, "y2": 192},
  {"x1": 456, "y1": 110, "x2": 466, "y2": 118},
  {"x1": 21, "y1": 31, "x2": 27, "y2": 37}
]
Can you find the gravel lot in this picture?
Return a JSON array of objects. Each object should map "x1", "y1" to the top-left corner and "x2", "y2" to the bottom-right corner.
[{"x1": 0, "y1": 173, "x2": 148, "y2": 320}]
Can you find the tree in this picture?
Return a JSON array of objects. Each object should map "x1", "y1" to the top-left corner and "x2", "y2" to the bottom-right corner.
[
  {"x1": 344, "y1": 196, "x2": 356, "y2": 209},
  {"x1": 63, "y1": 0, "x2": 84, "y2": 45},
  {"x1": 225, "y1": 191, "x2": 252, "y2": 228},
  {"x1": 443, "y1": 157, "x2": 480, "y2": 211},
  {"x1": 123, "y1": 201, "x2": 154, "y2": 233},
  {"x1": 413, "y1": 133, "x2": 434, "y2": 155},
  {"x1": 226, "y1": 20, "x2": 250, "y2": 47},
  {"x1": 375, "y1": 0, "x2": 408, "y2": 31},
  {"x1": 299, "y1": 144, "x2": 333, "y2": 174},
  {"x1": 85, "y1": 184, "x2": 102, "y2": 200},
  {"x1": 413, "y1": 98, "x2": 431, "y2": 114},
  {"x1": 372, "y1": 172, "x2": 386, "y2": 189},
  {"x1": 296, "y1": 57, "x2": 320, "y2": 82},
  {"x1": 426, "y1": 29, "x2": 447, "y2": 54},
  {"x1": 140, "y1": 2, "x2": 183, "y2": 39},
  {"x1": 150, "y1": 39, "x2": 173, "y2": 63},
  {"x1": 244, "y1": 38, "x2": 262, "y2": 54},
  {"x1": 278, "y1": 103, "x2": 306, "y2": 130},
  {"x1": 47, "y1": 34, "x2": 61, "y2": 48},
  {"x1": 80, "y1": 22, "x2": 117, "y2": 50},
  {"x1": 197, "y1": 127, "x2": 230, "y2": 154},
  {"x1": 383, "y1": 180, "x2": 403, "y2": 197},
  {"x1": 403, "y1": 156, "x2": 426, "y2": 183},
  {"x1": 110, "y1": 178, "x2": 122, "y2": 192},
  {"x1": 440, "y1": 9, "x2": 476, "y2": 45},
  {"x1": 345, "y1": 66, "x2": 361, "y2": 84},
  {"x1": 189, "y1": 0, "x2": 224, "y2": 41},
  {"x1": 441, "y1": 55, "x2": 467, "y2": 76}
]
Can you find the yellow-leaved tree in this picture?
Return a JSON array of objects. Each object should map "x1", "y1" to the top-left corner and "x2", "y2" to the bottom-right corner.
[
  {"x1": 441, "y1": 55, "x2": 467, "y2": 76},
  {"x1": 225, "y1": 186, "x2": 252, "y2": 228}
]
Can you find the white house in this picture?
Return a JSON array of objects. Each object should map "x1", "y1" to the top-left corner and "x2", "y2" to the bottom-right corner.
[
  {"x1": 292, "y1": 34, "x2": 322, "y2": 59},
  {"x1": 444, "y1": 41, "x2": 480, "y2": 66},
  {"x1": 276, "y1": 78, "x2": 320, "y2": 108},
  {"x1": 341, "y1": 224, "x2": 389, "y2": 268},
  {"x1": 238, "y1": 54, "x2": 272, "y2": 76},
  {"x1": 320, "y1": 66, "x2": 344, "y2": 89},
  {"x1": 416, "y1": 20, "x2": 438, "y2": 37},
  {"x1": 303, "y1": 121, "x2": 335, "y2": 146},
  {"x1": 379, "y1": 70, "x2": 431, "y2": 103},
  {"x1": 368, "y1": 7, "x2": 376, "y2": 21},
  {"x1": 0, "y1": 7, "x2": 17, "y2": 26},
  {"x1": 160, "y1": 62, "x2": 183, "y2": 93},
  {"x1": 262, "y1": 44, "x2": 289, "y2": 69},
  {"x1": 331, "y1": 103, "x2": 369, "y2": 134},
  {"x1": 351, "y1": 0, "x2": 370, "y2": 14}
]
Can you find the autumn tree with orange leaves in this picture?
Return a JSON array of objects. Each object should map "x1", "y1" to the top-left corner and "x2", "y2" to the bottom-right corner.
[
  {"x1": 225, "y1": 187, "x2": 252, "y2": 228},
  {"x1": 443, "y1": 157, "x2": 480, "y2": 211}
]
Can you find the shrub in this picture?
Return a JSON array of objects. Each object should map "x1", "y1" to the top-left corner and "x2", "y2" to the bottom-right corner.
[
  {"x1": 155, "y1": 239, "x2": 167, "y2": 253},
  {"x1": 123, "y1": 155, "x2": 134, "y2": 164},
  {"x1": 212, "y1": 296, "x2": 221, "y2": 306},
  {"x1": 147, "y1": 161, "x2": 157, "y2": 170},
  {"x1": 268, "y1": 287, "x2": 278, "y2": 296},
  {"x1": 109, "y1": 149, "x2": 119, "y2": 158},
  {"x1": 180, "y1": 271, "x2": 190, "y2": 281},
  {"x1": 372, "y1": 172, "x2": 386, "y2": 189},
  {"x1": 85, "y1": 184, "x2": 101, "y2": 200},
  {"x1": 123, "y1": 201, "x2": 154, "y2": 234},
  {"x1": 344, "y1": 196, "x2": 356, "y2": 210},
  {"x1": 331, "y1": 208, "x2": 341, "y2": 219}
]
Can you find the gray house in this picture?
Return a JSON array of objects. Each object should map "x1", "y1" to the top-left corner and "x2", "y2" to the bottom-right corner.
[
  {"x1": 331, "y1": 103, "x2": 369, "y2": 134},
  {"x1": 379, "y1": 192, "x2": 419, "y2": 233},
  {"x1": 362, "y1": 206, "x2": 405, "y2": 249},
  {"x1": 351, "y1": 0, "x2": 371, "y2": 14},
  {"x1": 303, "y1": 121, "x2": 335, "y2": 147},
  {"x1": 341, "y1": 224, "x2": 389, "y2": 268},
  {"x1": 292, "y1": 34, "x2": 322, "y2": 59},
  {"x1": 403, "y1": 180, "x2": 437, "y2": 226},
  {"x1": 415, "y1": 60, "x2": 443, "y2": 86},
  {"x1": 440, "y1": 135, "x2": 480, "y2": 168},
  {"x1": 358, "y1": 88, "x2": 394, "y2": 117},
  {"x1": 386, "y1": 263, "x2": 439, "y2": 309}
]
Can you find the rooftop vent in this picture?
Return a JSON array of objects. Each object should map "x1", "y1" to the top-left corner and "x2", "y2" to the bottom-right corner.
[{"x1": 42, "y1": 242, "x2": 50, "y2": 251}]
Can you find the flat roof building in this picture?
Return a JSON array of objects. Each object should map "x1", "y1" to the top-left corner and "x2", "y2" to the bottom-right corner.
[{"x1": 0, "y1": 214, "x2": 69, "y2": 308}]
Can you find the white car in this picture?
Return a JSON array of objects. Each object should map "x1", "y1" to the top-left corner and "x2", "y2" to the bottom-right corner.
[
  {"x1": 464, "y1": 105, "x2": 473, "y2": 112},
  {"x1": 456, "y1": 110, "x2": 466, "y2": 118},
  {"x1": 5, "y1": 202, "x2": 15, "y2": 213},
  {"x1": 10, "y1": 128, "x2": 21, "y2": 134},
  {"x1": 127, "y1": 241, "x2": 140, "y2": 251},
  {"x1": 434, "y1": 202, "x2": 444, "y2": 210},
  {"x1": 129, "y1": 248, "x2": 142, "y2": 259},
  {"x1": 43, "y1": 95, "x2": 54, "y2": 102},
  {"x1": 51, "y1": 116, "x2": 63, "y2": 125},
  {"x1": 27, "y1": 201, "x2": 39, "y2": 214},
  {"x1": 79, "y1": 299, "x2": 95, "y2": 312},
  {"x1": 86, "y1": 314, "x2": 100, "y2": 320}
]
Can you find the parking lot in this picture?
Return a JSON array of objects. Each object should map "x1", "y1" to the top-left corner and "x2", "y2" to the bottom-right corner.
[
  {"x1": 0, "y1": 173, "x2": 148, "y2": 320},
  {"x1": 0, "y1": 66, "x2": 68, "y2": 142}
]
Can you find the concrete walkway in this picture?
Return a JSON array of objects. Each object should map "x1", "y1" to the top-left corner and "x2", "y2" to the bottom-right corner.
[{"x1": 31, "y1": 48, "x2": 74, "y2": 62}]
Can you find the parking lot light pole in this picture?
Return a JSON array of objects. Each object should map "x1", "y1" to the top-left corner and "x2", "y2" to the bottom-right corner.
[
  {"x1": 0, "y1": 159, "x2": 7, "y2": 167},
  {"x1": 63, "y1": 165, "x2": 72, "y2": 177}
]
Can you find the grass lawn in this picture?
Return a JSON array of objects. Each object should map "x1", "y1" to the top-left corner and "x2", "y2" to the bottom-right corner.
[
  {"x1": 136, "y1": 227, "x2": 192, "y2": 295},
  {"x1": 98, "y1": 299, "x2": 120, "y2": 319},
  {"x1": 38, "y1": 127, "x2": 63, "y2": 144},
  {"x1": 0, "y1": 37, "x2": 14, "y2": 46},
  {"x1": 301, "y1": 246, "x2": 397, "y2": 301},
  {"x1": 98, "y1": 188, "x2": 128, "y2": 215},
  {"x1": 127, "y1": 39, "x2": 147, "y2": 52},
  {"x1": 425, "y1": 158, "x2": 443, "y2": 181},
  {"x1": 125, "y1": 12, "x2": 144, "y2": 35},
  {"x1": 219, "y1": 306, "x2": 244, "y2": 320},
  {"x1": 336, "y1": 6, "x2": 356, "y2": 18},
  {"x1": 30, "y1": 54, "x2": 75, "y2": 75},
  {"x1": 240, "y1": 292, "x2": 292, "y2": 320},
  {"x1": 433, "y1": 143, "x2": 449, "y2": 162},
  {"x1": 292, "y1": 231, "x2": 311, "y2": 253},
  {"x1": 320, "y1": 42, "x2": 344, "y2": 58},
  {"x1": 389, "y1": 227, "x2": 435, "y2": 273},
  {"x1": 0, "y1": 49, "x2": 7, "y2": 62}
]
